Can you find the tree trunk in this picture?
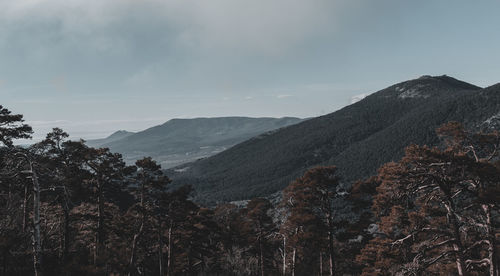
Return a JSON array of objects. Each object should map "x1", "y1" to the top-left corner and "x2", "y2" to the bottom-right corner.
[
  {"x1": 319, "y1": 252, "x2": 323, "y2": 276},
  {"x1": 57, "y1": 209, "x2": 70, "y2": 262},
  {"x1": 94, "y1": 180, "x2": 104, "y2": 266},
  {"x1": 61, "y1": 208, "x2": 70, "y2": 264},
  {"x1": 167, "y1": 221, "x2": 173, "y2": 276},
  {"x1": 187, "y1": 244, "x2": 192, "y2": 276},
  {"x1": 58, "y1": 215, "x2": 63, "y2": 259},
  {"x1": 22, "y1": 183, "x2": 28, "y2": 233},
  {"x1": 444, "y1": 200, "x2": 466, "y2": 276},
  {"x1": 259, "y1": 234, "x2": 265, "y2": 276},
  {"x1": 128, "y1": 217, "x2": 144, "y2": 276},
  {"x1": 31, "y1": 165, "x2": 43, "y2": 276},
  {"x1": 158, "y1": 224, "x2": 163, "y2": 276},
  {"x1": 128, "y1": 181, "x2": 146, "y2": 276},
  {"x1": 482, "y1": 204, "x2": 498, "y2": 276},
  {"x1": 282, "y1": 236, "x2": 286, "y2": 276},
  {"x1": 327, "y1": 215, "x2": 335, "y2": 276}
]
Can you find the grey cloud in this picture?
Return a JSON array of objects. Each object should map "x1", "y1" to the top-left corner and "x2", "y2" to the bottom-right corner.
[
  {"x1": 0, "y1": 0, "x2": 345, "y2": 58},
  {"x1": 0, "y1": 0, "x2": 358, "y2": 98},
  {"x1": 2, "y1": 0, "x2": 499, "y2": 140}
]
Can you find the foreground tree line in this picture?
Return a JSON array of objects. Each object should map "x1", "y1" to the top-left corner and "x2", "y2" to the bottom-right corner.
[{"x1": 0, "y1": 105, "x2": 499, "y2": 275}]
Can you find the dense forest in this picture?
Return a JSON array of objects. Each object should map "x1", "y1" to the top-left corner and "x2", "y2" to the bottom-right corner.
[{"x1": 1, "y1": 104, "x2": 499, "y2": 275}]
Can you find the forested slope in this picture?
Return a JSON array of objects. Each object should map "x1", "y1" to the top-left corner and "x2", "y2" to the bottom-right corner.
[{"x1": 168, "y1": 75, "x2": 490, "y2": 203}]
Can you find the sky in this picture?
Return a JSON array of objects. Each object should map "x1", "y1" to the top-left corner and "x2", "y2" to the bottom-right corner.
[{"x1": 1, "y1": 0, "x2": 500, "y2": 141}]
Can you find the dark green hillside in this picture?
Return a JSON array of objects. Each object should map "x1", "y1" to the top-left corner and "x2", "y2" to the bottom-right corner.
[
  {"x1": 168, "y1": 76, "x2": 485, "y2": 203},
  {"x1": 330, "y1": 82, "x2": 500, "y2": 182}
]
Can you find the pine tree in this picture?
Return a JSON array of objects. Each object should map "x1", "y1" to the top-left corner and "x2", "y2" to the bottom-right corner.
[
  {"x1": 359, "y1": 122, "x2": 500, "y2": 275},
  {"x1": 280, "y1": 166, "x2": 339, "y2": 275},
  {"x1": 127, "y1": 157, "x2": 171, "y2": 276},
  {"x1": 84, "y1": 147, "x2": 135, "y2": 267},
  {"x1": 0, "y1": 105, "x2": 32, "y2": 147},
  {"x1": 240, "y1": 198, "x2": 276, "y2": 276}
]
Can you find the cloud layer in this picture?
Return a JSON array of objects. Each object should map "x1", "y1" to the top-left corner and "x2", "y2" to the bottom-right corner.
[
  {"x1": 0, "y1": 0, "x2": 344, "y2": 58},
  {"x1": 2, "y1": 0, "x2": 500, "y2": 140},
  {"x1": 0, "y1": 0, "x2": 358, "y2": 100}
]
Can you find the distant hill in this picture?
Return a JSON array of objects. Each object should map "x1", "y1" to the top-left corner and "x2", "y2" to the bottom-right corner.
[
  {"x1": 87, "y1": 130, "x2": 135, "y2": 148},
  {"x1": 88, "y1": 117, "x2": 303, "y2": 168},
  {"x1": 166, "y1": 75, "x2": 500, "y2": 204}
]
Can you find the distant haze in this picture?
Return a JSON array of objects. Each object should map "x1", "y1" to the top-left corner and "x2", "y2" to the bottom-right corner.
[
  {"x1": 1, "y1": 1, "x2": 500, "y2": 141},
  {"x1": 86, "y1": 117, "x2": 303, "y2": 168}
]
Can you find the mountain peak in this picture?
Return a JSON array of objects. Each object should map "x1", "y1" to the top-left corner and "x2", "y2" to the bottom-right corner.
[
  {"x1": 412, "y1": 74, "x2": 481, "y2": 90},
  {"x1": 86, "y1": 130, "x2": 135, "y2": 148},
  {"x1": 373, "y1": 75, "x2": 481, "y2": 100},
  {"x1": 108, "y1": 130, "x2": 134, "y2": 139},
  {"x1": 417, "y1": 74, "x2": 434, "y2": 80}
]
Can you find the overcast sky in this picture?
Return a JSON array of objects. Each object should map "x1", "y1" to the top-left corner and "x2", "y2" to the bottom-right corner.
[{"x1": 1, "y1": 0, "x2": 500, "y2": 141}]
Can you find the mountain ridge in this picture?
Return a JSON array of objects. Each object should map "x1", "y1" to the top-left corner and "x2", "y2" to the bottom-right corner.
[
  {"x1": 166, "y1": 75, "x2": 495, "y2": 204},
  {"x1": 87, "y1": 130, "x2": 135, "y2": 147},
  {"x1": 89, "y1": 116, "x2": 303, "y2": 168}
]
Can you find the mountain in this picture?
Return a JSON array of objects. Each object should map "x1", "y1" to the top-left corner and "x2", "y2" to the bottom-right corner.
[
  {"x1": 166, "y1": 75, "x2": 500, "y2": 204},
  {"x1": 89, "y1": 117, "x2": 303, "y2": 168},
  {"x1": 87, "y1": 130, "x2": 135, "y2": 148}
]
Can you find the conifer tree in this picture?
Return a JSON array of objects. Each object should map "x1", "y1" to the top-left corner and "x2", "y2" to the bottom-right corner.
[
  {"x1": 280, "y1": 166, "x2": 339, "y2": 276},
  {"x1": 127, "y1": 157, "x2": 171, "y2": 276},
  {"x1": 0, "y1": 105, "x2": 32, "y2": 147},
  {"x1": 240, "y1": 198, "x2": 276, "y2": 276},
  {"x1": 359, "y1": 122, "x2": 500, "y2": 275},
  {"x1": 84, "y1": 147, "x2": 135, "y2": 266}
]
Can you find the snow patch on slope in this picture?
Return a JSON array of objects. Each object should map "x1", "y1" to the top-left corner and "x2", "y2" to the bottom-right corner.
[
  {"x1": 174, "y1": 167, "x2": 190, "y2": 173},
  {"x1": 350, "y1": 93, "x2": 369, "y2": 104},
  {"x1": 484, "y1": 112, "x2": 500, "y2": 125},
  {"x1": 395, "y1": 84, "x2": 431, "y2": 99},
  {"x1": 481, "y1": 112, "x2": 500, "y2": 130}
]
